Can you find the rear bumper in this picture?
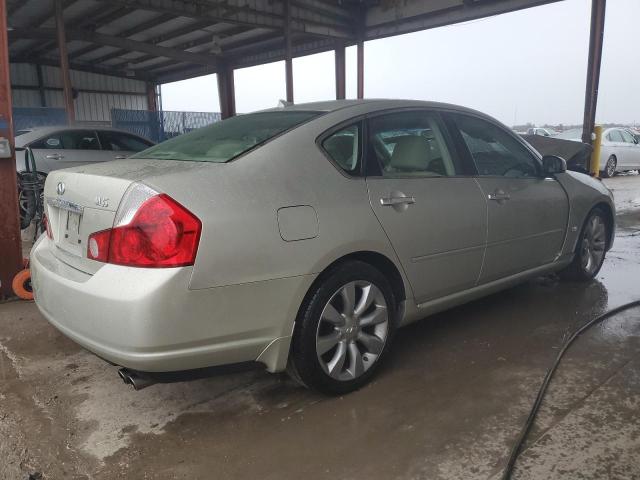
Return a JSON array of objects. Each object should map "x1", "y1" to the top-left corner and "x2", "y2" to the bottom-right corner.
[{"x1": 31, "y1": 236, "x2": 315, "y2": 372}]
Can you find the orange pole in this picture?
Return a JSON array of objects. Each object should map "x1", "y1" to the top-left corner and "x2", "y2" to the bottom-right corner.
[{"x1": 0, "y1": 0, "x2": 24, "y2": 298}]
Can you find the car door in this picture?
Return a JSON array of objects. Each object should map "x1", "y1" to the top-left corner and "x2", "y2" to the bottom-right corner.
[
  {"x1": 620, "y1": 129, "x2": 640, "y2": 169},
  {"x1": 364, "y1": 110, "x2": 487, "y2": 304},
  {"x1": 605, "y1": 129, "x2": 626, "y2": 169},
  {"x1": 97, "y1": 130, "x2": 154, "y2": 160},
  {"x1": 446, "y1": 112, "x2": 569, "y2": 284},
  {"x1": 29, "y1": 129, "x2": 105, "y2": 172}
]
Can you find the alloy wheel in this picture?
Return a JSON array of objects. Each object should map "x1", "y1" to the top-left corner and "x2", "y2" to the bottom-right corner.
[
  {"x1": 580, "y1": 214, "x2": 606, "y2": 275},
  {"x1": 315, "y1": 281, "x2": 389, "y2": 381},
  {"x1": 606, "y1": 157, "x2": 616, "y2": 178}
]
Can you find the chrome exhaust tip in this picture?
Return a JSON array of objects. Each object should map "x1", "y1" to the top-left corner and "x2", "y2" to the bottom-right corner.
[{"x1": 118, "y1": 368, "x2": 155, "y2": 390}]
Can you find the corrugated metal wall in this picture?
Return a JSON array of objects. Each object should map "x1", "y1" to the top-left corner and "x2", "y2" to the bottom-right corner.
[{"x1": 10, "y1": 63, "x2": 148, "y2": 124}]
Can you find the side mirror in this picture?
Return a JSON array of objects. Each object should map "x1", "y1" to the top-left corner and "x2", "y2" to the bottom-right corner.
[{"x1": 542, "y1": 155, "x2": 567, "y2": 175}]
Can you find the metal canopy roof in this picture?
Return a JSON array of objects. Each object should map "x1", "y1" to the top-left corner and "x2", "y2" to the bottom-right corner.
[{"x1": 7, "y1": 0, "x2": 559, "y2": 84}]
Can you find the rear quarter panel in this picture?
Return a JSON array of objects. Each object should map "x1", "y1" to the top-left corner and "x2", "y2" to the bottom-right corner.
[{"x1": 141, "y1": 107, "x2": 408, "y2": 293}]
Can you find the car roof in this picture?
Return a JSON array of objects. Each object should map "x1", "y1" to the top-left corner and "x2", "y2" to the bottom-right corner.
[
  {"x1": 262, "y1": 99, "x2": 487, "y2": 117},
  {"x1": 15, "y1": 125, "x2": 149, "y2": 147}
]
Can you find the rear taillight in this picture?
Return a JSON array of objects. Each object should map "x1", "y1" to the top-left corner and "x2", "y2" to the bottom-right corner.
[
  {"x1": 88, "y1": 193, "x2": 201, "y2": 268},
  {"x1": 43, "y1": 214, "x2": 53, "y2": 239}
]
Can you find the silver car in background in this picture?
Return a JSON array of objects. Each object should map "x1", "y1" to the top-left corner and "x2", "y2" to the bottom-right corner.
[
  {"x1": 557, "y1": 127, "x2": 640, "y2": 177},
  {"x1": 15, "y1": 126, "x2": 154, "y2": 174},
  {"x1": 15, "y1": 126, "x2": 154, "y2": 229},
  {"x1": 31, "y1": 100, "x2": 615, "y2": 395}
]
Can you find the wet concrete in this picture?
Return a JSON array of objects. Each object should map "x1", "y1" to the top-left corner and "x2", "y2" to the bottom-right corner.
[{"x1": 1, "y1": 175, "x2": 639, "y2": 479}]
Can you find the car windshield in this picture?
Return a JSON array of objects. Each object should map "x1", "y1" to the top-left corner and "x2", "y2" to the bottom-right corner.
[{"x1": 132, "y1": 110, "x2": 322, "y2": 162}]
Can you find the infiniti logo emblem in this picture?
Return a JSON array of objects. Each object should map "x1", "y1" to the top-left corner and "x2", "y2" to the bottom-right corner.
[{"x1": 56, "y1": 182, "x2": 65, "y2": 195}]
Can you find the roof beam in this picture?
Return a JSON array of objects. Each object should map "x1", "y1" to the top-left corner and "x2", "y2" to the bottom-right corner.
[
  {"x1": 19, "y1": 0, "x2": 81, "y2": 29},
  {"x1": 91, "y1": 0, "x2": 354, "y2": 38},
  {"x1": 10, "y1": 28, "x2": 219, "y2": 66},
  {"x1": 10, "y1": 59, "x2": 152, "y2": 81},
  {"x1": 27, "y1": 5, "x2": 134, "y2": 59},
  {"x1": 67, "y1": 11, "x2": 175, "y2": 61},
  {"x1": 365, "y1": 0, "x2": 561, "y2": 40},
  {"x1": 92, "y1": 22, "x2": 246, "y2": 65},
  {"x1": 8, "y1": 0, "x2": 82, "y2": 57},
  {"x1": 110, "y1": 26, "x2": 251, "y2": 68},
  {"x1": 114, "y1": 35, "x2": 218, "y2": 68},
  {"x1": 7, "y1": 0, "x2": 24, "y2": 16}
]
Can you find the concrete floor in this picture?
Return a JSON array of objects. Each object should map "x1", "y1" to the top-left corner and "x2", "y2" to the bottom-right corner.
[{"x1": 1, "y1": 175, "x2": 640, "y2": 480}]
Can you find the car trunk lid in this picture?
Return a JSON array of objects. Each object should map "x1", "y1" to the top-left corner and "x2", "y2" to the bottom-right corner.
[{"x1": 42, "y1": 159, "x2": 208, "y2": 274}]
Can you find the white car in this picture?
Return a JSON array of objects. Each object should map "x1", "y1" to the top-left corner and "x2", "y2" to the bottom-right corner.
[
  {"x1": 526, "y1": 127, "x2": 557, "y2": 137},
  {"x1": 557, "y1": 127, "x2": 640, "y2": 177}
]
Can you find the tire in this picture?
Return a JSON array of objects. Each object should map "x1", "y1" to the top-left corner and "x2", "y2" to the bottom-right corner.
[
  {"x1": 601, "y1": 156, "x2": 617, "y2": 178},
  {"x1": 289, "y1": 260, "x2": 397, "y2": 395},
  {"x1": 17, "y1": 172, "x2": 46, "y2": 230},
  {"x1": 560, "y1": 207, "x2": 608, "y2": 282},
  {"x1": 12, "y1": 269, "x2": 34, "y2": 300}
]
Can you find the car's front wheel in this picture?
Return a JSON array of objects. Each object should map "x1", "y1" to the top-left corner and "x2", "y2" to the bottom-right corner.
[
  {"x1": 560, "y1": 207, "x2": 608, "y2": 281},
  {"x1": 289, "y1": 261, "x2": 396, "y2": 395}
]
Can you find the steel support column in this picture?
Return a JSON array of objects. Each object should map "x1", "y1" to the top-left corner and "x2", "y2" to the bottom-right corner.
[
  {"x1": 581, "y1": 0, "x2": 606, "y2": 145},
  {"x1": 36, "y1": 64, "x2": 46, "y2": 107},
  {"x1": 284, "y1": 0, "x2": 294, "y2": 103},
  {"x1": 356, "y1": 6, "x2": 365, "y2": 100},
  {"x1": 55, "y1": 0, "x2": 75, "y2": 123},
  {"x1": 334, "y1": 43, "x2": 345, "y2": 100},
  {"x1": 356, "y1": 39, "x2": 364, "y2": 99},
  {"x1": 146, "y1": 83, "x2": 158, "y2": 112},
  {"x1": 0, "y1": 0, "x2": 23, "y2": 298},
  {"x1": 217, "y1": 64, "x2": 236, "y2": 119}
]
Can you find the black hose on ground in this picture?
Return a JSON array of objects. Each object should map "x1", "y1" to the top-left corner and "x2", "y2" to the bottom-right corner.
[{"x1": 501, "y1": 299, "x2": 640, "y2": 480}]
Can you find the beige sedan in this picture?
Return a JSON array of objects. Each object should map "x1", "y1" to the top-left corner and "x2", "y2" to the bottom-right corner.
[{"x1": 31, "y1": 100, "x2": 615, "y2": 394}]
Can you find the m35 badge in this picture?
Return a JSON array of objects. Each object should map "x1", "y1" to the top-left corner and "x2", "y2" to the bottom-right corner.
[{"x1": 95, "y1": 196, "x2": 109, "y2": 208}]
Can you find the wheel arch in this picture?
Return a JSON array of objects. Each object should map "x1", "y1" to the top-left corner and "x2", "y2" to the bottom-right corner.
[
  {"x1": 592, "y1": 201, "x2": 615, "y2": 250},
  {"x1": 257, "y1": 250, "x2": 409, "y2": 373},
  {"x1": 309, "y1": 250, "x2": 407, "y2": 306},
  {"x1": 294, "y1": 250, "x2": 408, "y2": 342}
]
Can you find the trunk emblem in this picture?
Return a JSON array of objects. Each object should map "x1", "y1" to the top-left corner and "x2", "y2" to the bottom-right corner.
[
  {"x1": 95, "y1": 196, "x2": 109, "y2": 208},
  {"x1": 56, "y1": 182, "x2": 65, "y2": 195}
]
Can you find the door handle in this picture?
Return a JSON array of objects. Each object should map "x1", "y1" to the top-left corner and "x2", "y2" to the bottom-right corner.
[
  {"x1": 380, "y1": 196, "x2": 416, "y2": 206},
  {"x1": 45, "y1": 153, "x2": 63, "y2": 159},
  {"x1": 114, "y1": 155, "x2": 127, "y2": 159},
  {"x1": 488, "y1": 190, "x2": 510, "y2": 203}
]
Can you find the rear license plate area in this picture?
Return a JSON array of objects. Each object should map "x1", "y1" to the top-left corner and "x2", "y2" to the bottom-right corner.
[{"x1": 63, "y1": 210, "x2": 82, "y2": 247}]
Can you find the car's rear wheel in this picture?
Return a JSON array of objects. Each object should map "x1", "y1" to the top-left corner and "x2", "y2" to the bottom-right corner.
[
  {"x1": 560, "y1": 207, "x2": 608, "y2": 281},
  {"x1": 602, "y1": 156, "x2": 617, "y2": 178},
  {"x1": 289, "y1": 261, "x2": 396, "y2": 395}
]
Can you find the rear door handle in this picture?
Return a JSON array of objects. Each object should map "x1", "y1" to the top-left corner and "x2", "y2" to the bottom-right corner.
[
  {"x1": 380, "y1": 196, "x2": 416, "y2": 206},
  {"x1": 45, "y1": 153, "x2": 63, "y2": 159},
  {"x1": 114, "y1": 155, "x2": 127, "y2": 159}
]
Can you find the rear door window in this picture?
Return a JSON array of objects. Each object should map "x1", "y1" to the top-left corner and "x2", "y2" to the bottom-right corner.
[
  {"x1": 608, "y1": 130, "x2": 624, "y2": 142},
  {"x1": 367, "y1": 111, "x2": 460, "y2": 177}
]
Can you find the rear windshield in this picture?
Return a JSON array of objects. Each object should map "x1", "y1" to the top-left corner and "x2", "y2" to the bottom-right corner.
[{"x1": 132, "y1": 110, "x2": 322, "y2": 162}]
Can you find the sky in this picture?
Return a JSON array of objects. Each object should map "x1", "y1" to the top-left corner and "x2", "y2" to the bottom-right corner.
[{"x1": 160, "y1": 0, "x2": 640, "y2": 127}]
